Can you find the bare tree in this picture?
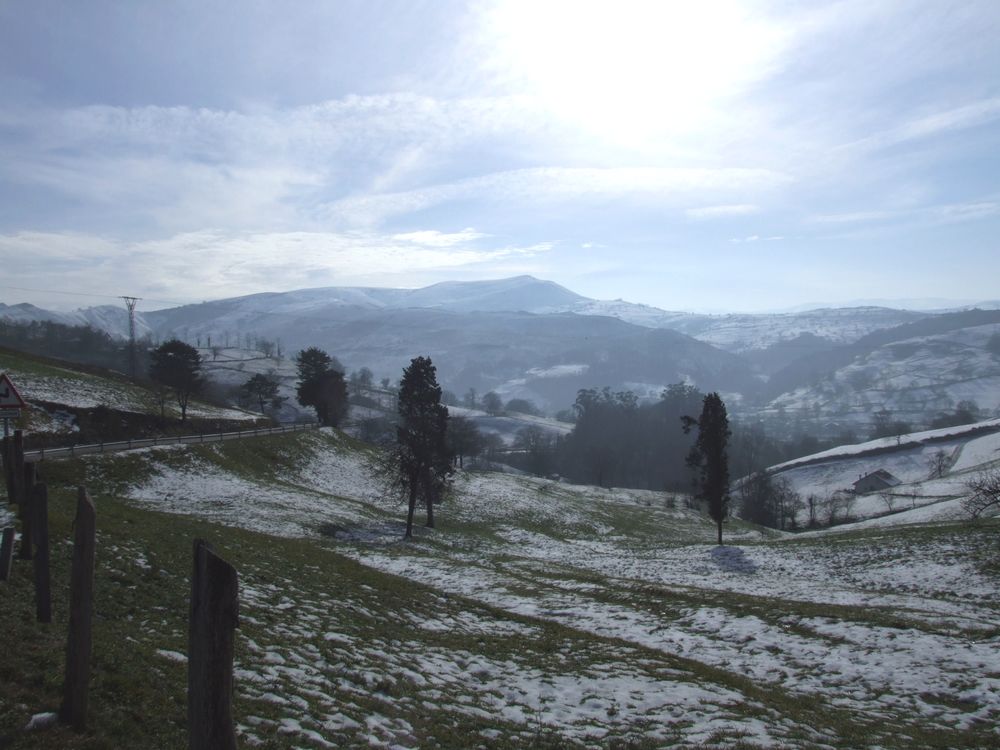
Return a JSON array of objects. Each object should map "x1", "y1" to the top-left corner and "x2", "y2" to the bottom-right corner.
[
  {"x1": 879, "y1": 490, "x2": 896, "y2": 513},
  {"x1": 826, "y1": 490, "x2": 856, "y2": 525},
  {"x1": 805, "y1": 494, "x2": 820, "y2": 528},
  {"x1": 963, "y1": 468, "x2": 1000, "y2": 519},
  {"x1": 927, "y1": 449, "x2": 950, "y2": 479}
]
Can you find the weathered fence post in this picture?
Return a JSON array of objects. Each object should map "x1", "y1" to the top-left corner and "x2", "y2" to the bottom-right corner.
[
  {"x1": 19, "y1": 458, "x2": 34, "y2": 560},
  {"x1": 0, "y1": 526, "x2": 13, "y2": 581},
  {"x1": 60, "y1": 487, "x2": 96, "y2": 729},
  {"x1": 32, "y1": 481, "x2": 51, "y2": 623},
  {"x1": 188, "y1": 539, "x2": 239, "y2": 750},
  {"x1": 2, "y1": 435, "x2": 13, "y2": 503}
]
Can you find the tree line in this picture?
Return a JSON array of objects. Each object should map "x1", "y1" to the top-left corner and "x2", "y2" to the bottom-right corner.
[{"x1": 0, "y1": 324, "x2": 911, "y2": 540}]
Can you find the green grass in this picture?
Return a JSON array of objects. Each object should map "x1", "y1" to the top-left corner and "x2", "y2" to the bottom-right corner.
[
  {"x1": 3, "y1": 429, "x2": 999, "y2": 748},
  {"x1": 0, "y1": 482, "x2": 829, "y2": 749}
]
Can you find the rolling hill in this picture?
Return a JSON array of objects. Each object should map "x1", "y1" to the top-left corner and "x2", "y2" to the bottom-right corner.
[
  {"x1": 4, "y1": 277, "x2": 1000, "y2": 427},
  {"x1": 2, "y1": 419, "x2": 997, "y2": 747}
]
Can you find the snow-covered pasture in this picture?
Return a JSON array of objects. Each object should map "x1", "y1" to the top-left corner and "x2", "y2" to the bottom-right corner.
[
  {"x1": 72, "y1": 429, "x2": 1000, "y2": 748},
  {"x1": 0, "y1": 352, "x2": 257, "y2": 423},
  {"x1": 766, "y1": 323, "x2": 1000, "y2": 430},
  {"x1": 769, "y1": 421, "x2": 1000, "y2": 525}
]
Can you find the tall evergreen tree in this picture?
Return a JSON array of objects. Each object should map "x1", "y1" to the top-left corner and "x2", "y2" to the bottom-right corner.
[
  {"x1": 294, "y1": 347, "x2": 348, "y2": 426},
  {"x1": 395, "y1": 356, "x2": 452, "y2": 538},
  {"x1": 149, "y1": 339, "x2": 203, "y2": 422},
  {"x1": 682, "y1": 392, "x2": 731, "y2": 545}
]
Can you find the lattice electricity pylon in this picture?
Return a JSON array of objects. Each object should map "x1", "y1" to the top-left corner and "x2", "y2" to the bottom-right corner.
[{"x1": 121, "y1": 296, "x2": 141, "y2": 379}]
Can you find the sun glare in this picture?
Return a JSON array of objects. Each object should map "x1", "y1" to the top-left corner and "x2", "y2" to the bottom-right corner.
[{"x1": 482, "y1": 0, "x2": 787, "y2": 147}]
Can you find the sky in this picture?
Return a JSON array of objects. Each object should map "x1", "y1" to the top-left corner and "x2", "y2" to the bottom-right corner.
[{"x1": 1, "y1": 0, "x2": 998, "y2": 313}]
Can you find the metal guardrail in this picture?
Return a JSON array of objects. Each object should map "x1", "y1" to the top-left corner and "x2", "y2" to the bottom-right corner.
[{"x1": 23, "y1": 422, "x2": 320, "y2": 463}]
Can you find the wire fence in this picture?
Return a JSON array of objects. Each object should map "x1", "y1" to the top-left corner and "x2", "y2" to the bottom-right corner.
[{"x1": 23, "y1": 422, "x2": 319, "y2": 463}]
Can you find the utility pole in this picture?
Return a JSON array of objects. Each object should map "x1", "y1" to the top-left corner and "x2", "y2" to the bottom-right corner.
[{"x1": 121, "y1": 296, "x2": 141, "y2": 379}]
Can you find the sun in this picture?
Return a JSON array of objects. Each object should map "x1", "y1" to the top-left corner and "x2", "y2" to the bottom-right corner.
[{"x1": 480, "y1": 0, "x2": 787, "y2": 148}]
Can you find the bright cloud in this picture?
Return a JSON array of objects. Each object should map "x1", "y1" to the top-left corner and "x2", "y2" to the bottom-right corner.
[
  {"x1": 0, "y1": 230, "x2": 553, "y2": 310},
  {"x1": 685, "y1": 205, "x2": 760, "y2": 220},
  {"x1": 0, "y1": 1, "x2": 998, "y2": 312}
]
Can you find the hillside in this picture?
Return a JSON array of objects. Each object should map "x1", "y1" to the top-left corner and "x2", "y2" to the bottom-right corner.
[
  {"x1": 765, "y1": 418, "x2": 1000, "y2": 528},
  {"x1": 763, "y1": 320, "x2": 1000, "y2": 433},
  {"x1": 152, "y1": 306, "x2": 756, "y2": 411},
  {"x1": 1, "y1": 277, "x2": 931, "y2": 410},
  {"x1": 2, "y1": 424, "x2": 998, "y2": 748},
  {"x1": 4, "y1": 278, "x2": 1000, "y2": 429},
  {"x1": 0, "y1": 347, "x2": 259, "y2": 444}
]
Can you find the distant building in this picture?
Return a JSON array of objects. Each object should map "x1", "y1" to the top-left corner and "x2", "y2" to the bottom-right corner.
[{"x1": 853, "y1": 469, "x2": 902, "y2": 495}]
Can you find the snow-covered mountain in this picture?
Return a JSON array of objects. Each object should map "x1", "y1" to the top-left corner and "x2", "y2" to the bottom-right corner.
[
  {"x1": 4, "y1": 276, "x2": 998, "y2": 422},
  {"x1": 0, "y1": 301, "x2": 152, "y2": 339},
  {"x1": 2, "y1": 276, "x2": 928, "y2": 354}
]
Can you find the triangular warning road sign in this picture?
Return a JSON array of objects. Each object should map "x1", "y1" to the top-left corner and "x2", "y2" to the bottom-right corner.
[{"x1": 0, "y1": 373, "x2": 26, "y2": 408}]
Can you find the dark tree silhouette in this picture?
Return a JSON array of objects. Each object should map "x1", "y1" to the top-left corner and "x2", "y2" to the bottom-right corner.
[
  {"x1": 556, "y1": 384, "x2": 702, "y2": 490},
  {"x1": 241, "y1": 373, "x2": 280, "y2": 414},
  {"x1": 149, "y1": 339, "x2": 203, "y2": 422},
  {"x1": 682, "y1": 392, "x2": 732, "y2": 545},
  {"x1": 395, "y1": 356, "x2": 452, "y2": 538},
  {"x1": 447, "y1": 416, "x2": 484, "y2": 469},
  {"x1": 313, "y1": 370, "x2": 349, "y2": 426},
  {"x1": 482, "y1": 391, "x2": 503, "y2": 416},
  {"x1": 294, "y1": 347, "x2": 348, "y2": 426}
]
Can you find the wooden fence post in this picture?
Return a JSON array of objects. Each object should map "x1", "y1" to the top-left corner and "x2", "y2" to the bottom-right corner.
[
  {"x1": 32, "y1": 482, "x2": 51, "y2": 623},
  {"x1": 0, "y1": 526, "x2": 13, "y2": 581},
  {"x1": 60, "y1": 487, "x2": 96, "y2": 729},
  {"x1": 2, "y1": 435, "x2": 13, "y2": 503},
  {"x1": 19, "y1": 459, "x2": 34, "y2": 560},
  {"x1": 188, "y1": 539, "x2": 238, "y2": 750}
]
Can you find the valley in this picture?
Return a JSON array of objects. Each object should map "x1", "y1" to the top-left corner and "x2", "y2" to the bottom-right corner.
[{"x1": 5, "y1": 277, "x2": 1000, "y2": 439}]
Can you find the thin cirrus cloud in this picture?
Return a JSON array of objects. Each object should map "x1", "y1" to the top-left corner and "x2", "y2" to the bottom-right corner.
[
  {"x1": 685, "y1": 205, "x2": 760, "y2": 220},
  {"x1": 327, "y1": 168, "x2": 790, "y2": 227},
  {"x1": 835, "y1": 98, "x2": 1000, "y2": 156},
  {"x1": 808, "y1": 200, "x2": 999, "y2": 228}
]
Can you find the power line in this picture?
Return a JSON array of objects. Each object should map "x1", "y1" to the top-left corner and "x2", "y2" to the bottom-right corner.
[{"x1": 0, "y1": 284, "x2": 187, "y2": 308}]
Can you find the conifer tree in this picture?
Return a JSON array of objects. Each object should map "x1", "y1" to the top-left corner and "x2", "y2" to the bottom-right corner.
[
  {"x1": 395, "y1": 356, "x2": 452, "y2": 537},
  {"x1": 682, "y1": 392, "x2": 731, "y2": 545},
  {"x1": 294, "y1": 347, "x2": 348, "y2": 426},
  {"x1": 149, "y1": 339, "x2": 203, "y2": 422}
]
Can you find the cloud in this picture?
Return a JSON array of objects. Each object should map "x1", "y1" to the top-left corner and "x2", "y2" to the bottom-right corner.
[
  {"x1": 391, "y1": 228, "x2": 488, "y2": 247},
  {"x1": 0, "y1": 229, "x2": 553, "y2": 309},
  {"x1": 0, "y1": 94, "x2": 547, "y2": 234},
  {"x1": 808, "y1": 211, "x2": 896, "y2": 225},
  {"x1": 840, "y1": 98, "x2": 1000, "y2": 154},
  {"x1": 685, "y1": 204, "x2": 759, "y2": 219},
  {"x1": 327, "y1": 167, "x2": 790, "y2": 226},
  {"x1": 807, "y1": 199, "x2": 999, "y2": 231},
  {"x1": 728, "y1": 235, "x2": 784, "y2": 243},
  {"x1": 929, "y1": 201, "x2": 999, "y2": 223}
]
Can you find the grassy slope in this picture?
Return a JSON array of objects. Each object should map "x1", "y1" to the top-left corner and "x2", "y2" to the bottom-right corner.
[
  {"x1": 1, "y1": 454, "x2": 780, "y2": 750},
  {"x1": 2, "y1": 431, "x2": 998, "y2": 748},
  {"x1": 0, "y1": 347, "x2": 257, "y2": 430}
]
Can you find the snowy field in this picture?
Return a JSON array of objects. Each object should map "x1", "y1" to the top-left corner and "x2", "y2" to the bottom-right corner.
[
  {"x1": 59, "y1": 428, "x2": 1000, "y2": 748},
  {"x1": 770, "y1": 421, "x2": 1000, "y2": 524},
  {"x1": 0, "y1": 352, "x2": 257, "y2": 423}
]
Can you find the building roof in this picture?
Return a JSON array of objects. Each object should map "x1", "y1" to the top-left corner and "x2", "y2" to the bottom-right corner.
[{"x1": 853, "y1": 469, "x2": 902, "y2": 490}]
